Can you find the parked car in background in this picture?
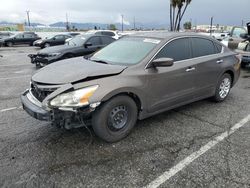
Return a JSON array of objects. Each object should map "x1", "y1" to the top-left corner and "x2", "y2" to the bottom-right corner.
[
  {"x1": 67, "y1": 32, "x2": 81, "y2": 37},
  {"x1": 65, "y1": 33, "x2": 81, "y2": 44},
  {"x1": 86, "y1": 30, "x2": 121, "y2": 40},
  {"x1": 0, "y1": 32, "x2": 41, "y2": 47},
  {"x1": 29, "y1": 34, "x2": 115, "y2": 67},
  {"x1": 236, "y1": 41, "x2": 250, "y2": 68},
  {"x1": 33, "y1": 34, "x2": 72, "y2": 48},
  {"x1": 22, "y1": 32, "x2": 240, "y2": 142},
  {"x1": 0, "y1": 32, "x2": 13, "y2": 39},
  {"x1": 221, "y1": 23, "x2": 249, "y2": 49}
]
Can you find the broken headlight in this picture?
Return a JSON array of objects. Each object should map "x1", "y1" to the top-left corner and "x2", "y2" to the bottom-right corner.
[{"x1": 50, "y1": 85, "x2": 99, "y2": 107}]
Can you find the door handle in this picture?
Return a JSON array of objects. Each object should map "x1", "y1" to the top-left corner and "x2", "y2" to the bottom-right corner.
[
  {"x1": 186, "y1": 67, "x2": 196, "y2": 72},
  {"x1": 216, "y1": 59, "x2": 224, "y2": 64}
]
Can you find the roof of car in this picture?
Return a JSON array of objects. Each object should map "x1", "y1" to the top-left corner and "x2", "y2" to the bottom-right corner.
[{"x1": 128, "y1": 31, "x2": 213, "y2": 40}]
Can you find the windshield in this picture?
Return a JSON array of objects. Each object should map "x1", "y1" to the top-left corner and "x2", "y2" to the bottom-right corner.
[
  {"x1": 67, "y1": 35, "x2": 87, "y2": 46},
  {"x1": 90, "y1": 37, "x2": 160, "y2": 65}
]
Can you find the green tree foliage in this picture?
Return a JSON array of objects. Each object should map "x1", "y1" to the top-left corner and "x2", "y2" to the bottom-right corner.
[
  {"x1": 183, "y1": 21, "x2": 192, "y2": 30},
  {"x1": 108, "y1": 24, "x2": 117, "y2": 30}
]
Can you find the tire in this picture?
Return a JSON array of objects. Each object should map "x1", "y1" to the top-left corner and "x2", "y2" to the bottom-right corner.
[
  {"x1": 213, "y1": 73, "x2": 232, "y2": 102},
  {"x1": 44, "y1": 43, "x2": 50, "y2": 48},
  {"x1": 7, "y1": 42, "x2": 13, "y2": 47},
  {"x1": 92, "y1": 95, "x2": 138, "y2": 142}
]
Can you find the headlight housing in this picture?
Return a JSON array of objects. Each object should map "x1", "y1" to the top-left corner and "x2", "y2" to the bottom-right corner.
[
  {"x1": 48, "y1": 53, "x2": 61, "y2": 57},
  {"x1": 50, "y1": 85, "x2": 99, "y2": 107}
]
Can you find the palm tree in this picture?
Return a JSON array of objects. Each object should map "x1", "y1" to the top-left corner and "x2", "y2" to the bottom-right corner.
[{"x1": 169, "y1": 0, "x2": 192, "y2": 31}]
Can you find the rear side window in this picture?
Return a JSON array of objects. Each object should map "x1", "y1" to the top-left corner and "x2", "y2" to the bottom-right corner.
[
  {"x1": 101, "y1": 37, "x2": 115, "y2": 45},
  {"x1": 214, "y1": 42, "x2": 222, "y2": 53},
  {"x1": 102, "y1": 31, "x2": 115, "y2": 37},
  {"x1": 24, "y1": 34, "x2": 34, "y2": 38},
  {"x1": 191, "y1": 38, "x2": 216, "y2": 58},
  {"x1": 155, "y1": 38, "x2": 191, "y2": 61}
]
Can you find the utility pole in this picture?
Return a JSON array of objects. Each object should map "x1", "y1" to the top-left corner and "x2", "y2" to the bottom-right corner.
[
  {"x1": 26, "y1": 10, "x2": 30, "y2": 27},
  {"x1": 121, "y1": 14, "x2": 124, "y2": 32},
  {"x1": 66, "y1": 13, "x2": 69, "y2": 31},
  {"x1": 133, "y1": 16, "x2": 136, "y2": 30},
  {"x1": 210, "y1": 16, "x2": 213, "y2": 36},
  {"x1": 242, "y1": 20, "x2": 244, "y2": 27}
]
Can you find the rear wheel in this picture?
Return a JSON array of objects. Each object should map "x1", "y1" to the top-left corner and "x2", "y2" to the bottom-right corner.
[
  {"x1": 213, "y1": 73, "x2": 232, "y2": 102},
  {"x1": 92, "y1": 95, "x2": 138, "y2": 142},
  {"x1": 44, "y1": 43, "x2": 50, "y2": 48},
  {"x1": 7, "y1": 42, "x2": 13, "y2": 47}
]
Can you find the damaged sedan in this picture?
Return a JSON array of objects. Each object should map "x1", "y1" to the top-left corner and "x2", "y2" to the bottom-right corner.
[{"x1": 21, "y1": 33, "x2": 241, "y2": 142}]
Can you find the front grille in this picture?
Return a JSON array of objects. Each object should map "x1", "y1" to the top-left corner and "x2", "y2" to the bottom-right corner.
[{"x1": 31, "y1": 82, "x2": 57, "y2": 102}]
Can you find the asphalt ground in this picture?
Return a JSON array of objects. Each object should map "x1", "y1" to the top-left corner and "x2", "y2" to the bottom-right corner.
[{"x1": 0, "y1": 46, "x2": 250, "y2": 188}]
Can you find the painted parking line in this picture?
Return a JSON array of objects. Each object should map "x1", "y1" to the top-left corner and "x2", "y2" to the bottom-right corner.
[
  {"x1": 0, "y1": 75, "x2": 30, "y2": 81},
  {"x1": 0, "y1": 64, "x2": 29, "y2": 67},
  {"x1": 146, "y1": 114, "x2": 250, "y2": 188},
  {"x1": 0, "y1": 106, "x2": 21, "y2": 113}
]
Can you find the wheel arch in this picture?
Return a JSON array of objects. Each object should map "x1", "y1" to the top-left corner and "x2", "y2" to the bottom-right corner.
[
  {"x1": 101, "y1": 89, "x2": 145, "y2": 114},
  {"x1": 224, "y1": 69, "x2": 235, "y2": 87}
]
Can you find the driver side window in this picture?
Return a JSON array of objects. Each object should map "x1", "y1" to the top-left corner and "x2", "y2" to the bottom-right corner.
[
  {"x1": 87, "y1": 37, "x2": 101, "y2": 46},
  {"x1": 155, "y1": 38, "x2": 191, "y2": 62}
]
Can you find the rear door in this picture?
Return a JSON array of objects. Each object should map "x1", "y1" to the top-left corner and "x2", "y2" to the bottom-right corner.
[
  {"x1": 23, "y1": 33, "x2": 35, "y2": 44},
  {"x1": 190, "y1": 37, "x2": 225, "y2": 98},
  {"x1": 146, "y1": 37, "x2": 198, "y2": 113}
]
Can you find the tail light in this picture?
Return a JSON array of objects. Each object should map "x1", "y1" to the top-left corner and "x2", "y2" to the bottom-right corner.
[
  {"x1": 235, "y1": 54, "x2": 242, "y2": 63},
  {"x1": 234, "y1": 53, "x2": 242, "y2": 70}
]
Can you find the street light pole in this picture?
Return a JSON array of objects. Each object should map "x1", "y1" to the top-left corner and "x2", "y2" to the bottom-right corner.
[
  {"x1": 26, "y1": 10, "x2": 30, "y2": 27},
  {"x1": 121, "y1": 14, "x2": 124, "y2": 32},
  {"x1": 210, "y1": 16, "x2": 213, "y2": 36},
  {"x1": 133, "y1": 16, "x2": 136, "y2": 30}
]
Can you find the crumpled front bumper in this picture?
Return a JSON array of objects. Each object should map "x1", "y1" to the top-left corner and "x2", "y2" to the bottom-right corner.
[
  {"x1": 28, "y1": 54, "x2": 58, "y2": 66},
  {"x1": 21, "y1": 90, "x2": 52, "y2": 121},
  {"x1": 21, "y1": 89, "x2": 96, "y2": 128}
]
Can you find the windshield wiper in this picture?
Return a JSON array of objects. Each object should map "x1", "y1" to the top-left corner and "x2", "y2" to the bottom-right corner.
[{"x1": 91, "y1": 59, "x2": 109, "y2": 64}]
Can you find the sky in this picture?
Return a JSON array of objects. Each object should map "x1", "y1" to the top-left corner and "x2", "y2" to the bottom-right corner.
[{"x1": 0, "y1": 0, "x2": 249, "y2": 26}]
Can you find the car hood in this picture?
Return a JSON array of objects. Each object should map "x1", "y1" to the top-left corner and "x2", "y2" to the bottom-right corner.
[
  {"x1": 32, "y1": 57, "x2": 127, "y2": 84},
  {"x1": 38, "y1": 45, "x2": 76, "y2": 54}
]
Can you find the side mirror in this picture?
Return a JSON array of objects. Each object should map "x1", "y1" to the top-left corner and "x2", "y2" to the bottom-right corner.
[
  {"x1": 151, "y1": 58, "x2": 174, "y2": 68},
  {"x1": 84, "y1": 42, "x2": 92, "y2": 48},
  {"x1": 240, "y1": 33, "x2": 248, "y2": 39},
  {"x1": 52, "y1": 37, "x2": 56, "y2": 40}
]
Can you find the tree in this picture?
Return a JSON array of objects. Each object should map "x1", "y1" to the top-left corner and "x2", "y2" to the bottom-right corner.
[
  {"x1": 108, "y1": 24, "x2": 117, "y2": 30},
  {"x1": 183, "y1": 21, "x2": 192, "y2": 30},
  {"x1": 169, "y1": 0, "x2": 192, "y2": 31}
]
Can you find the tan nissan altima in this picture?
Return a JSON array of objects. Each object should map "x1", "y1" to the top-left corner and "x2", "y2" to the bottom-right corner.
[{"x1": 21, "y1": 32, "x2": 241, "y2": 142}]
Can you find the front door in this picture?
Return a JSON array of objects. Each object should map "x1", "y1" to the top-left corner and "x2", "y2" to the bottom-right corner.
[{"x1": 146, "y1": 38, "x2": 197, "y2": 113}]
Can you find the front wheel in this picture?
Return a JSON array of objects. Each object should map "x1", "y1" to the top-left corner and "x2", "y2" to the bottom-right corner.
[
  {"x1": 92, "y1": 95, "x2": 138, "y2": 142},
  {"x1": 213, "y1": 73, "x2": 232, "y2": 102}
]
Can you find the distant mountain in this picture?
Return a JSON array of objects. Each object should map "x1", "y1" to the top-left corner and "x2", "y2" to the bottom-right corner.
[
  {"x1": 0, "y1": 21, "x2": 46, "y2": 27},
  {"x1": 50, "y1": 22, "x2": 168, "y2": 30},
  {"x1": 0, "y1": 21, "x2": 168, "y2": 30}
]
